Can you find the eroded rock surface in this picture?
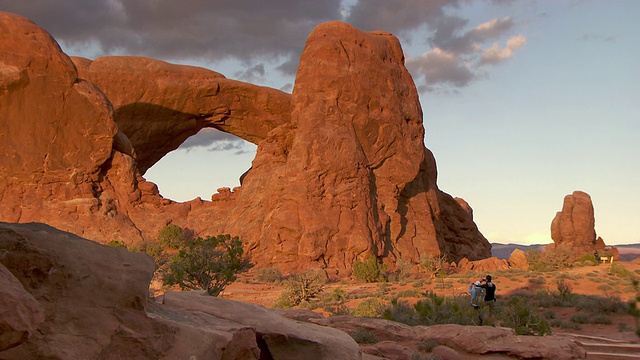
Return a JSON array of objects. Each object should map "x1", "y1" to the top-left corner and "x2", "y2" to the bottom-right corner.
[
  {"x1": 550, "y1": 190, "x2": 617, "y2": 258},
  {"x1": 0, "y1": 222, "x2": 361, "y2": 360},
  {"x1": 0, "y1": 12, "x2": 490, "y2": 275}
]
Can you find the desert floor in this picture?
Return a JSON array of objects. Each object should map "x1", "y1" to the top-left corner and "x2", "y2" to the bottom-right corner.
[{"x1": 219, "y1": 260, "x2": 640, "y2": 344}]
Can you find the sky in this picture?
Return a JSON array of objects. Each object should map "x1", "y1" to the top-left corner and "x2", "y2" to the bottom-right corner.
[{"x1": 1, "y1": 0, "x2": 638, "y2": 246}]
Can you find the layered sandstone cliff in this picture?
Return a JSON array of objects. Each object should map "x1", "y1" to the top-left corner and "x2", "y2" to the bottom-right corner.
[{"x1": 0, "y1": 12, "x2": 490, "y2": 275}]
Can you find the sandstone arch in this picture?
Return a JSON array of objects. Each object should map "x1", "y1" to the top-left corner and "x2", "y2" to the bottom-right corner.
[{"x1": 72, "y1": 56, "x2": 292, "y2": 174}]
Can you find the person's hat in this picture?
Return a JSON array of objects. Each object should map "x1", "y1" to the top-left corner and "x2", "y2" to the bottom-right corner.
[{"x1": 474, "y1": 281, "x2": 481, "y2": 286}]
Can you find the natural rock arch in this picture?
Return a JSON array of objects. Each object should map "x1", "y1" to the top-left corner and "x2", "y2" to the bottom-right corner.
[{"x1": 73, "y1": 55, "x2": 292, "y2": 174}]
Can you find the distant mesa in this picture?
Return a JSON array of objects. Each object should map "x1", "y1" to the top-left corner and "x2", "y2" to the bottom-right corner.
[
  {"x1": 0, "y1": 12, "x2": 491, "y2": 275},
  {"x1": 550, "y1": 190, "x2": 618, "y2": 260}
]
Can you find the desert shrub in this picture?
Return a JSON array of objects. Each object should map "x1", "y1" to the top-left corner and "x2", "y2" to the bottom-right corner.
[
  {"x1": 575, "y1": 294, "x2": 628, "y2": 314},
  {"x1": 573, "y1": 253, "x2": 598, "y2": 266},
  {"x1": 412, "y1": 280, "x2": 425, "y2": 288},
  {"x1": 255, "y1": 267, "x2": 283, "y2": 283},
  {"x1": 107, "y1": 240, "x2": 127, "y2": 248},
  {"x1": 396, "y1": 289, "x2": 421, "y2": 298},
  {"x1": 527, "y1": 245, "x2": 574, "y2": 272},
  {"x1": 274, "y1": 269, "x2": 326, "y2": 308},
  {"x1": 420, "y1": 254, "x2": 448, "y2": 278},
  {"x1": 570, "y1": 313, "x2": 590, "y2": 324},
  {"x1": 389, "y1": 260, "x2": 414, "y2": 283},
  {"x1": 321, "y1": 288, "x2": 351, "y2": 315},
  {"x1": 609, "y1": 262, "x2": 632, "y2": 278},
  {"x1": 529, "y1": 276, "x2": 546, "y2": 285},
  {"x1": 550, "y1": 319, "x2": 582, "y2": 330},
  {"x1": 158, "y1": 224, "x2": 186, "y2": 249},
  {"x1": 351, "y1": 298, "x2": 385, "y2": 317},
  {"x1": 556, "y1": 279, "x2": 573, "y2": 303},
  {"x1": 413, "y1": 292, "x2": 475, "y2": 326},
  {"x1": 571, "y1": 312, "x2": 613, "y2": 325},
  {"x1": 503, "y1": 296, "x2": 552, "y2": 336},
  {"x1": 350, "y1": 328, "x2": 378, "y2": 344},
  {"x1": 162, "y1": 234, "x2": 248, "y2": 296},
  {"x1": 597, "y1": 284, "x2": 613, "y2": 292},
  {"x1": 142, "y1": 242, "x2": 169, "y2": 269},
  {"x1": 383, "y1": 298, "x2": 420, "y2": 325},
  {"x1": 353, "y1": 255, "x2": 387, "y2": 283},
  {"x1": 541, "y1": 309, "x2": 556, "y2": 319}
]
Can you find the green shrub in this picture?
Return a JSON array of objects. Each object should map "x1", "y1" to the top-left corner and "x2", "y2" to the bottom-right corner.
[
  {"x1": 574, "y1": 253, "x2": 598, "y2": 266},
  {"x1": 571, "y1": 313, "x2": 590, "y2": 324},
  {"x1": 255, "y1": 267, "x2": 283, "y2": 283},
  {"x1": 396, "y1": 289, "x2": 421, "y2": 298},
  {"x1": 550, "y1": 319, "x2": 582, "y2": 330},
  {"x1": 503, "y1": 296, "x2": 552, "y2": 336},
  {"x1": 575, "y1": 294, "x2": 628, "y2": 314},
  {"x1": 351, "y1": 298, "x2": 385, "y2": 317},
  {"x1": 383, "y1": 298, "x2": 420, "y2": 325},
  {"x1": 353, "y1": 255, "x2": 387, "y2": 283},
  {"x1": 274, "y1": 269, "x2": 326, "y2": 308},
  {"x1": 107, "y1": 240, "x2": 127, "y2": 248},
  {"x1": 158, "y1": 224, "x2": 186, "y2": 249},
  {"x1": 529, "y1": 276, "x2": 546, "y2": 285},
  {"x1": 162, "y1": 234, "x2": 248, "y2": 296},
  {"x1": 350, "y1": 328, "x2": 378, "y2": 344},
  {"x1": 610, "y1": 262, "x2": 632, "y2": 278}
]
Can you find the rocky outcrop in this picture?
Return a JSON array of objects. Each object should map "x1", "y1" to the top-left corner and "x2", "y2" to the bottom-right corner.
[
  {"x1": 551, "y1": 191, "x2": 616, "y2": 258},
  {"x1": 508, "y1": 248, "x2": 529, "y2": 269},
  {"x1": 551, "y1": 191, "x2": 597, "y2": 250},
  {"x1": 457, "y1": 257, "x2": 510, "y2": 272},
  {"x1": 312, "y1": 316, "x2": 586, "y2": 360},
  {"x1": 0, "y1": 263, "x2": 44, "y2": 351},
  {"x1": 0, "y1": 12, "x2": 490, "y2": 275},
  {"x1": 0, "y1": 222, "x2": 361, "y2": 359}
]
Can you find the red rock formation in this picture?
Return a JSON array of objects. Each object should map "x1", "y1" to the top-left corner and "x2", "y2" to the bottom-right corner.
[
  {"x1": 550, "y1": 190, "x2": 616, "y2": 258},
  {"x1": 0, "y1": 12, "x2": 490, "y2": 275},
  {"x1": 73, "y1": 55, "x2": 292, "y2": 174}
]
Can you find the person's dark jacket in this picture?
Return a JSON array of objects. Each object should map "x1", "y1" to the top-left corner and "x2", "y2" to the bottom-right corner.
[{"x1": 479, "y1": 281, "x2": 496, "y2": 301}]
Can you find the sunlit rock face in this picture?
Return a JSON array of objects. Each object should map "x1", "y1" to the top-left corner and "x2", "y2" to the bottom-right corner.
[
  {"x1": 550, "y1": 190, "x2": 617, "y2": 258},
  {"x1": 0, "y1": 12, "x2": 490, "y2": 276},
  {"x1": 222, "y1": 21, "x2": 490, "y2": 274}
]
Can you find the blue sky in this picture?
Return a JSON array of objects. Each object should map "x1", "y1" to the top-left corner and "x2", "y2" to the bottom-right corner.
[{"x1": 2, "y1": 0, "x2": 638, "y2": 245}]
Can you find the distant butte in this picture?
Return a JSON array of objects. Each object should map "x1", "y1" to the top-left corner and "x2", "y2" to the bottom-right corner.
[{"x1": 0, "y1": 12, "x2": 491, "y2": 275}]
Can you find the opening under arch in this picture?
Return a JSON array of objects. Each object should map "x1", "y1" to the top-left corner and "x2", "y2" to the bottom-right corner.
[{"x1": 144, "y1": 128, "x2": 257, "y2": 202}]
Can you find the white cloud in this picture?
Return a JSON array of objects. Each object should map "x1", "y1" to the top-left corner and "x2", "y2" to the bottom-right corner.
[{"x1": 479, "y1": 35, "x2": 526, "y2": 65}]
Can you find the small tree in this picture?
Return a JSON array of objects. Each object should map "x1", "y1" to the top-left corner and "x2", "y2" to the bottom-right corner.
[
  {"x1": 162, "y1": 234, "x2": 248, "y2": 296},
  {"x1": 158, "y1": 224, "x2": 185, "y2": 249},
  {"x1": 274, "y1": 269, "x2": 326, "y2": 308},
  {"x1": 421, "y1": 254, "x2": 448, "y2": 278},
  {"x1": 353, "y1": 255, "x2": 387, "y2": 283}
]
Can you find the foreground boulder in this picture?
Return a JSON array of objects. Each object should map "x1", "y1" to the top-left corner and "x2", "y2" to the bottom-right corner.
[
  {"x1": 0, "y1": 11, "x2": 490, "y2": 275},
  {"x1": 312, "y1": 316, "x2": 586, "y2": 360},
  {"x1": 0, "y1": 222, "x2": 361, "y2": 359}
]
